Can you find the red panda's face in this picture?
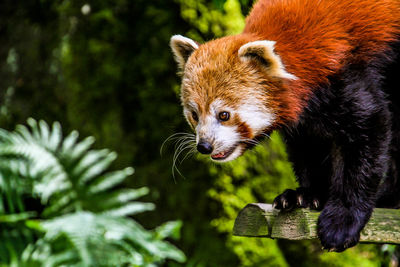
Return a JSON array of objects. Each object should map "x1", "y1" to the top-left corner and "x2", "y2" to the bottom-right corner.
[
  {"x1": 170, "y1": 35, "x2": 297, "y2": 162},
  {"x1": 181, "y1": 97, "x2": 275, "y2": 162},
  {"x1": 180, "y1": 69, "x2": 276, "y2": 162}
]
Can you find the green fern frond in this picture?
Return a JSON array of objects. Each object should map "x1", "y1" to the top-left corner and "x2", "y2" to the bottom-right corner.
[
  {"x1": 33, "y1": 212, "x2": 186, "y2": 266},
  {"x1": 0, "y1": 212, "x2": 36, "y2": 223},
  {"x1": 0, "y1": 119, "x2": 185, "y2": 266},
  {"x1": 0, "y1": 119, "x2": 149, "y2": 216}
]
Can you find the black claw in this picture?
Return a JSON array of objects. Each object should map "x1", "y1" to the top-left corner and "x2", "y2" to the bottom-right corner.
[{"x1": 273, "y1": 188, "x2": 324, "y2": 211}]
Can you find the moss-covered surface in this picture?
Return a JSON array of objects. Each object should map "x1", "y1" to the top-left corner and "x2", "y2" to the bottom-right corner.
[{"x1": 234, "y1": 203, "x2": 400, "y2": 244}]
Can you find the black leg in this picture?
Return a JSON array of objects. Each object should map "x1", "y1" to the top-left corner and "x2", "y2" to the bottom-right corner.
[
  {"x1": 316, "y1": 77, "x2": 391, "y2": 251},
  {"x1": 277, "y1": 68, "x2": 392, "y2": 251},
  {"x1": 273, "y1": 131, "x2": 331, "y2": 211}
]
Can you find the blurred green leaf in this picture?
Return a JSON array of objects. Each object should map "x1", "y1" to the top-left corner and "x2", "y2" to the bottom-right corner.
[
  {"x1": 0, "y1": 119, "x2": 185, "y2": 266},
  {"x1": 155, "y1": 221, "x2": 183, "y2": 240}
]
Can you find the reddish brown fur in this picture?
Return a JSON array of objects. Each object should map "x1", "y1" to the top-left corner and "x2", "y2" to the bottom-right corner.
[
  {"x1": 182, "y1": 36, "x2": 257, "y2": 112},
  {"x1": 243, "y1": 0, "x2": 400, "y2": 121},
  {"x1": 182, "y1": 0, "x2": 400, "y2": 125},
  {"x1": 231, "y1": 114, "x2": 252, "y2": 139}
]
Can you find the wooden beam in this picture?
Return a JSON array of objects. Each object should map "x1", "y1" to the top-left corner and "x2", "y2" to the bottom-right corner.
[{"x1": 233, "y1": 203, "x2": 400, "y2": 244}]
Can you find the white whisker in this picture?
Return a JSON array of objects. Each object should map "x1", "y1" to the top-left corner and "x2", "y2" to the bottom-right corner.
[
  {"x1": 164, "y1": 132, "x2": 197, "y2": 182},
  {"x1": 174, "y1": 135, "x2": 195, "y2": 150},
  {"x1": 240, "y1": 138, "x2": 261, "y2": 146},
  {"x1": 259, "y1": 132, "x2": 271, "y2": 139},
  {"x1": 160, "y1": 132, "x2": 195, "y2": 155},
  {"x1": 174, "y1": 138, "x2": 195, "y2": 154},
  {"x1": 172, "y1": 143, "x2": 195, "y2": 182},
  {"x1": 179, "y1": 145, "x2": 197, "y2": 164}
]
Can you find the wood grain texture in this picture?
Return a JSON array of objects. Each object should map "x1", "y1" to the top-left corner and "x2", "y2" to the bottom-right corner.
[{"x1": 233, "y1": 203, "x2": 400, "y2": 244}]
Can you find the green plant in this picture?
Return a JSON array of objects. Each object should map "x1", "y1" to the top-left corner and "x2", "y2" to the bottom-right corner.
[
  {"x1": 208, "y1": 132, "x2": 295, "y2": 266},
  {"x1": 0, "y1": 118, "x2": 185, "y2": 266}
]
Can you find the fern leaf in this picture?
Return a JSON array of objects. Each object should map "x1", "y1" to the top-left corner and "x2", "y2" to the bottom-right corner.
[
  {"x1": 96, "y1": 187, "x2": 150, "y2": 209},
  {"x1": 61, "y1": 130, "x2": 79, "y2": 153},
  {"x1": 0, "y1": 212, "x2": 36, "y2": 223},
  {"x1": 0, "y1": 119, "x2": 186, "y2": 266},
  {"x1": 154, "y1": 221, "x2": 183, "y2": 240},
  {"x1": 87, "y1": 167, "x2": 134, "y2": 195},
  {"x1": 38, "y1": 120, "x2": 50, "y2": 144},
  {"x1": 101, "y1": 202, "x2": 155, "y2": 217},
  {"x1": 73, "y1": 150, "x2": 116, "y2": 184},
  {"x1": 47, "y1": 122, "x2": 62, "y2": 151},
  {"x1": 40, "y1": 212, "x2": 186, "y2": 266}
]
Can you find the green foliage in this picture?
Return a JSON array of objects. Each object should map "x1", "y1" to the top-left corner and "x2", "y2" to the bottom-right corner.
[
  {"x1": 0, "y1": 119, "x2": 185, "y2": 266},
  {"x1": 208, "y1": 133, "x2": 294, "y2": 266},
  {"x1": 176, "y1": 0, "x2": 245, "y2": 40}
]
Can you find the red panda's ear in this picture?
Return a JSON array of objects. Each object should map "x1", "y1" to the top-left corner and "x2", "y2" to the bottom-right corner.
[
  {"x1": 238, "y1": 40, "x2": 297, "y2": 80},
  {"x1": 170, "y1": 35, "x2": 199, "y2": 71}
]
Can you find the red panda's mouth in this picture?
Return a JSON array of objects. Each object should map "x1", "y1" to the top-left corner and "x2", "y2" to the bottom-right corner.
[{"x1": 211, "y1": 145, "x2": 237, "y2": 160}]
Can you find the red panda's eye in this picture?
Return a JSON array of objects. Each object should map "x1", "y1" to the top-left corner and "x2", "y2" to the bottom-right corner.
[
  {"x1": 191, "y1": 111, "x2": 198, "y2": 122},
  {"x1": 218, "y1": 111, "x2": 230, "y2": 121}
]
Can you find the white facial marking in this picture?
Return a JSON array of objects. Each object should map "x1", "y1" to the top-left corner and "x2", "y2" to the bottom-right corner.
[
  {"x1": 185, "y1": 92, "x2": 277, "y2": 162},
  {"x1": 196, "y1": 114, "x2": 214, "y2": 143},
  {"x1": 191, "y1": 99, "x2": 245, "y2": 162},
  {"x1": 190, "y1": 96, "x2": 277, "y2": 162},
  {"x1": 213, "y1": 124, "x2": 239, "y2": 151},
  {"x1": 238, "y1": 102, "x2": 275, "y2": 133},
  {"x1": 196, "y1": 100, "x2": 239, "y2": 149}
]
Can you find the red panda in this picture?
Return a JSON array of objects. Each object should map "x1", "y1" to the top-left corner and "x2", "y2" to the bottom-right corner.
[{"x1": 170, "y1": 0, "x2": 400, "y2": 251}]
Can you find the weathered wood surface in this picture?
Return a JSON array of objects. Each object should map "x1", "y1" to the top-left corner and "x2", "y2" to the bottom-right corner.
[{"x1": 233, "y1": 203, "x2": 400, "y2": 244}]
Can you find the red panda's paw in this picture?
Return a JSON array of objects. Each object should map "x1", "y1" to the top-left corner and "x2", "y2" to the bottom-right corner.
[
  {"x1": 272, "y1": 188, "x2": 323, "y2": 211},
  {"x1": 317, "y1": 203, "x2": 365, "y2": 252}
]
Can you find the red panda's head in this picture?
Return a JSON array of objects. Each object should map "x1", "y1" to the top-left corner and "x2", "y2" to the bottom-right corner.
[{"x1": 170, "y1": 34, "x2": 297, "y2": 162}]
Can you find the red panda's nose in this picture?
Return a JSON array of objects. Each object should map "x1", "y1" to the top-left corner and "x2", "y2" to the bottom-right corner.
[{"x1": 197, "y1": 140, "x2": 213, "y2": 154}]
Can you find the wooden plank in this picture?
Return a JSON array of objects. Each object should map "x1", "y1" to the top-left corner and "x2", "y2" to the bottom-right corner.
[{"x1": 233, "y1": 203, "x2": 400, "y2": 244}]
